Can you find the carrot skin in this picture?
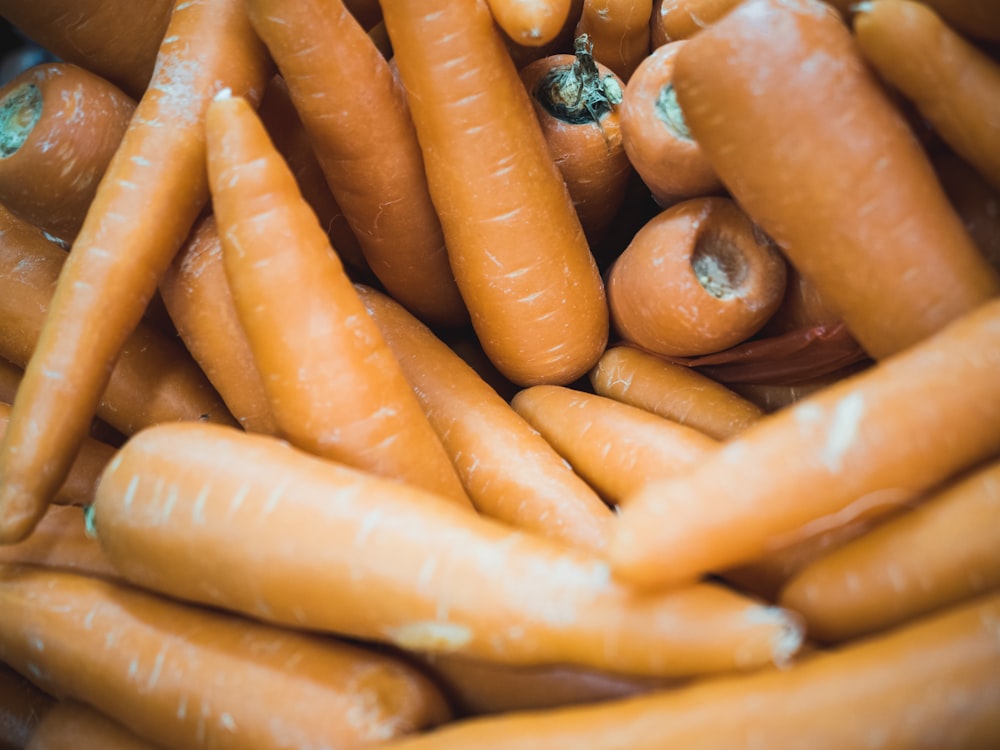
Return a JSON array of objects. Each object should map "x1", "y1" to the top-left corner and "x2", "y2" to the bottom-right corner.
[
  {"x1": 0, "y1": 505, "x2": 119, "y2": 581},
  {"x1": 487, "y1": 0, "x2": 575, "y2": 46},
  {"x1": 650, "y1": 0, "x2": 744, "y2": 46},
  {"x1": 25, "y1": 701, "x2": 158, "y2": 750},
  {"x1": 827, "y1": 0, "x2": 1000, "y2": 41},
  {"x1": 575, "y1": 0, "x2": 654, "y2": 80}
]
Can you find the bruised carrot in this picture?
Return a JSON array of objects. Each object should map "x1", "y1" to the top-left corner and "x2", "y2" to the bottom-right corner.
[
  {"x1": 0, "y1": 505, "x2": 119, "y2": 581},
  {"x1": 247, "y1": 0, "x2": 467, "y2": 328},
  {"x1": 650, "y1": 0, "x2": 743, "y2": 46},
  {"x1": 0, "y1": 662, "x2": 52, "y2": 750},
  {"x1": 93, "y1": 421, "x2": 803, "y2": 678},
  {"x1": 356, "y1": 284, "x2": 614, "y2": 552},
  {"x1": 519, "y1": 36, "x2": 633, "y2": 244},
  {"x1": 487, "y1": 0, "x2": 575, "y2": 46},
  {"x1": 207, "y1": 94, "x2": 470, "y2": 506},
  {"x1": 575, "y1": 0, "x2": 654, "y2": 80},
  {"x1": 0, "y1": 63, "x2": 135, "y2": 243},
  {"x1": 0, "y1": 0, "x2": 270, "y2": 544},
  {"x1": 25, "y1": 701, "x2": 157, "y2": 750},
  {"x1": 0, "y1": 564, "x2": 450, "y2": 750},
  {"x1": 382, "y1": 0, "x2": 610, "y2": 386},
  {"x1": 610, "y1": 297, "x2": 1000, "y2": 590},
  {"x1": 511, "y1": 385, "x2": 717, "y2": 506},
  {"x1": 854, "y1": 0, "x2": 1000, "y2": 192},
  {"x1": 378, "y1": 591, "x2": 1000, "y2": 749},
  {"x1": 672, "y1": 0, "x2": 1000, "y2": 360}
]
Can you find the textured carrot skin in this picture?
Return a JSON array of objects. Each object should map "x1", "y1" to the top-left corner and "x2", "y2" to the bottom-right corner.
[
  {"x1": 0, "y1": 63, "x2": 135, "y2": 243},
  {"x1": 650, "y1": 0, "x2": 744, "y2": 46},
  {"x1": 0, "y1": 565, "x2": 451, "y2": 750},
  {"x1": 0, "y1": 505, "x2": 119, "y2": 581},
  {"x1": 93, "y1": 421, "x2": 802, "y2": 678},
  {"x1": 610, "y1": 297, "x2": 1000, "y2": 590},
  {"x1": 0, "y1": 662, "x2": 53, "y2": 750},
  {"x1": 382, "y1": 0, "x2": 609, "y2": 386},
  {"x1": 356, "y1": 284, "x2": 613, "y2": 553},
  {"x1": 378, "y1": 592, "x2": 1000, "y2": 749},
  {"x1": 487, "y1": 0, "x2": 575, "y2": 45},
  {"x1": 673, "y1": 0, "x2": 1000, "y2": 360},
  {"x1": 827, "y1": 0, "x2": 1000, "y2": 40},
  {"x1": 575, "y1": 0, "x2": 654, "y2": 80},
  {"x1": 25, "y1": 702, "x2": 158, "y2": 750}
]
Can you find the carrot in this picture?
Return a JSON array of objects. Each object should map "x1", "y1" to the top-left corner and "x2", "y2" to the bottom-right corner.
[
  {"x1": 381, "y1": 0, "x2": 610, "y2": 386},
  {"x1": 505, "y1": 0, "x2": 587, "y2": 69},
  {"x1": 610, "y1": 296, "x2": 1000, "y2": 590},
  {"x1": 377, "y1": 591, "x2": 1000, "y2": 749},
  {"x1": 0, "y1": 564, "x2": 450, "y2": 750},
  {"x1": 827, "y1": 0, "x2": 1000, "y2": 41},
  {"x1": 25, "y1": 701, "x2": 157, "y2": 750},
  {"x1": 756, "y1": 264, "x2": 842, "y2": 338},
  {"x1": 246, "y1": 0, "x2": 467, "y2": 329},
  {"x1": 0, "y1": 0, "x2": 270, "y2": 544},
  {"x1": 589, "y1": 344, "x2": 764, "y2": 438},
  {"x1": 0, "y1": 63, "x2": 135, "y2": 244},
  {"x1": 355, "y1": 284, "x2": 614, "y2": 553},
  {"x1": 933, "y1": 149, "x2": 1000, "y2": 270},
  {"x1": 511, "y1": 385, "x2": 718, "y2": 506},
  {"x1": 486, "y1": 0, "x2": 575, "y2": 46},
  {"x1": 575, "y1": 0, "x2": 654, "y2": 80},
  {"x1": 854, "y1": 0, "x2": 1000, "y2": 193},
  {"x1": 619, "y1": 41, "x2": 723, "y2": 206},
  {"x1": 672, "y1": 0, "x2": 1000, "y2": 360},
  {"x1": 606, "y1": 197, "x2": 787, "y2": 356},
  {"x1": 92, "y1": 421, "x2": 803, "y2": 678},
  {"x1": 0, "y1": 662, "x2": 52, "y2": 750},
  {"x1": 0, "y1": 505, "x2": 119, "y2": 581},
  {"x1": 650, "y1": 0, "x2": 744, "y2": 47},
  {"x1": 206, "y1": 94, "x2": 470, "y2": 506}
]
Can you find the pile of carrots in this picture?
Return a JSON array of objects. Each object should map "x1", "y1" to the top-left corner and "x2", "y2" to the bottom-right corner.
[{"x1": 0, "y1": 0, "x2": 999, "y2": 746}]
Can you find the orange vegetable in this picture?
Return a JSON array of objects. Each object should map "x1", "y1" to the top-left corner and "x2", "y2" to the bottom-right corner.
[
  {"x1": 575, "y1": 0, "x2": 654, "y2": 80},
  {"x1": 0, "y1": 662, "x2": 52, "y2": 750},
  {"x1": 827, "y1": 0, "x2": 1000, "y2": 41},
  {"x1": 25, "y1": 701, "x2": 156, "y2": 750},
  {"x1": 650, "y1": 0, "x2": 744, "y2": 46},
  {"x1": 486, "y1": 0, "x2": 575, "y2": 46},
  {"x1": 0, "y1": 505, "x2": 119, "y2": 581}
]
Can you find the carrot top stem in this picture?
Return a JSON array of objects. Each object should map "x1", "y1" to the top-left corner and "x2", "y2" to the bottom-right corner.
[
  {"x1": 0, "y1": 84, "x2": 42, "y2": 157},
  {"x1": 534, "y1": 34, "x2": 623, "y2": 125}
]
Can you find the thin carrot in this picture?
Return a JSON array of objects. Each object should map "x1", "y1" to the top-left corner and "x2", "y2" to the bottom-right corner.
[
  {"x1": 0, "y1": 63, "x2": 135, "y2": 243},
  {"x1": 0, "y1": 0, "x2": 270, "y2": 544},
  {"x1": 381, "y1": 0, "x2": 610, "y2": 386},
  {"x1": 92, "y1": 421, "x2": 803, "y2": 678},
  {"x1": 610, "y1": 297, "x2": 1000, "y2": 590},
  {"x1": 575, "y1": 0, "x2": 654, "y2": 81},
  {"x1": 672, "y1": 0, "x2": 1000, "y2": 360},
  {"x1": 0, "y1": 662, "x2": 53, "y2": 750},
  {"x1": 487, "y1": 0, "x2": 575, "y2": 46},
  {"x1": 206, "y1": 93, "x2": 470, "y2": 506},
  {"x1": 650, "y1": 0, "x2": 743, "y2": 47},
  {"x1": 25, "y1": 701, "x2": 157, "y2": 750},
  {"x1": 0, "y1": 505, "x2": 119, "y2": 581},
  {"x1": 355, "y1": 284, "x2": 614, "y2": 553}
]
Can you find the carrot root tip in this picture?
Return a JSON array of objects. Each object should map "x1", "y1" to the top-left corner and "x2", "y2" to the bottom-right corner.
[{"x1": 0, "y1": 82, "x2": 43, "y2": 157}]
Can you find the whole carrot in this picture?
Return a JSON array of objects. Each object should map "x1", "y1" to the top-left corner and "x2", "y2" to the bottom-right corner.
[
  {"x1": 673, "y1": 0, "x2": 1000, "y2": 360},
  {"x1": 487, "y1": 0, "x2": 575, "y2": 46},
  {"x1": 575, "y1": 0, "x2": 654, "y2": 80},
  {"x1": 0, "y1": 505, "x2": 119, "y2": 581},
  {"x1": 650, "y1": 0, "x2": 744, "y2": 46},
  {"x1": 26, "y1": 701, "x2": 157, "y2": 750},
  {"x1": 381, "y1": 0, "x2": 609, "y2": 386},
  {"x1": 610, "y1": 297, "x2": 1000, "y2": 590},
  {"x1": 0, "y1": 63, "x2": 135, "y2": 243},
  {"x1": 0, "y1": 662, "x2": 52, "y2": 750}
]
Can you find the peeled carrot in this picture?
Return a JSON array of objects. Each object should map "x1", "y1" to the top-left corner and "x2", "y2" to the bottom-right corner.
[
  {"x1": 356, "y1": 284, "x2": 614, "y2": 553},
  {"x1": 511, "y1": 385, "x2": 718, "y2": 506},
  {"x1": 650, "y1": 0, "x2": 744, "y2": 46},
  {"x1": 0, "y1": 564, "x2": 450, "y2": 750},
  {"x1": 0, "y1": 63, "x2": 135, "y2": 243},
  {"x1": 0, "y1": 505, "x2": 119, "y2": 581},
  {"x1": 0, "y1": 662, "x2": 52, "y2": 750},
  {"x1": 25, "y1": 701, "x2": 157, "y2": 750},
  {"x1": 92, "y1": 421, "x2": 803, "y2": 678},
  {"x1": 377, "y1": 591, "x2": 1000, "y2": 749},
  {"x1": 382, "y1": 0, "x2": 610, "y2": 386},
  {"x1": 487, "y1": 0, "x2": 575, "y2": 46},
  {"x1": 206, "y1": 94, "x2": 470, "y2": 506},
  {"x1": 575, "y1": 0, "x2": 654, "y2": 80},
  {"x1": 673, "y1": 0, "x2": 1000, "y2": 360},
  {"x1": 854, "y1": 0, "x2": 1000, "y2": 192},
  {"x1": 610, "y1": 296, "x2": 1000, "y2": 590},
  {"x1": 0, "y1": 0, "x2": 270, "y2": 544}
]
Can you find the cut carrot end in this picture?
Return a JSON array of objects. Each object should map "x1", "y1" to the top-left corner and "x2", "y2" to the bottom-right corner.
[{"x1": 0, "y1": 83, "x2": 42, "y2": 158}]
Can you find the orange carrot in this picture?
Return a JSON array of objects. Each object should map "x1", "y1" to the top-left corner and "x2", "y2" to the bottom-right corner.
[
  {"x1": 827, "y1": 0, "x2": 1000, "y2": 41},
  {"x1": 511, "y1": 385, "x2": 717, "y2": 506},
  {"x1": 650, "y1": 0, "x2": 744, "y2": 46},
  {"x1": 672, "y1": 0, "x2": 1000, "y2": 360},
  {"x1": 610, "y1": 297, "x2": 1000, "y2": 590},
  {"x1": 756, "y1": 264, "x2": 842, "y2": 337},
  {"x1": 356, "y1": 284, "x2": 614, "y2": 553},
  {"x1": 575, "y1": 0, "x2": 654, "y2": 80},
  {"x1": 381, "y1": 0, "x2": 610, "y2": 386},
  {"x1": 0, "y1": 661, "x2": 53, "y2": 750},
  {"x1": 505, "y1": 0, "x2": 587, "y2": 69},
  {"x1": 92, "y1": 421, "x2": 803, "y2": 678},
  {"x1": 247, "y1": 0, "x2": 467, "y2": 328},
  {"x1": 0, "y1": 63, "x2": 135, "y2": 243},
  {"x1": 0, "y1": 0, "x2": 270, "y2": 544},
  {"x1": 25, "y1": 701, "x2": 157, "y2": 750},
  {"x1": 0, "y1": 564, "x2": 450, "y2": 750},
  {"x1": 487, "y1": 0, "x2": 575, "y2": 46},
  {"x1": 206, "y1": 93, "x2": 470, "y2": 506},
  {"x1": 0, "y1": 505, "x2": 119, "y2": 581}
]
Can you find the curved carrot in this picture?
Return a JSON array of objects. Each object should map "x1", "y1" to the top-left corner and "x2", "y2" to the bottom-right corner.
[
  {"x1": 381, "y1": 0, "x2": 610, "y2": 386},
  {"x1": 247, "y1": 0, "x2": 467, "y2": 328},
  {"x1": 854, "y1": 0, "x2": 1000, "y2": 192},
  {"x1": 0, "y1": 505, "x2": 119, "y2": 581},
  {"x1": 0, "y1": 662, "x2": 53, "y2": 750},
  {"x1": 207, "y1": 94, "x2": 470, "y2": 506},
  {"x1": 575, "y1": 0, "x2": 654, "y2": 80},
  {"x1": 487, "y1": 0, "x2": 575, "y2": 46},
  {"x1": 610, "y1": 297, "x2": 1000, "y2": 590},
  {"x1": 92, "y1": 421, "x2": 803, "y2": 678},
  {"x1": 0, "y1": 0, "x2": 270, "y2": 544},
  {"x1": 0, "y1": 564, "x2": 450, "y2": 750},
  {"x1": 511, "y1": 385, "x2": 717, "y2": 506},
  {"x1": 355, "y1": 284, "x2": 614, "y2": 553},
  {"x1": 519, "y1": 35, "x2": 633, "y2": 244},
  {"x1": 673, "y1": 0, "x2": 1000, "y2": 360},
  {"x1": 650, "y1": 0, "x2": 743, "y2": 46},
  {"x1": 25, "y1": 701, "x2": 157, "y2": 750},
  {"x1": 0, "y1": 63, "x2": 135, "y2": 243}
]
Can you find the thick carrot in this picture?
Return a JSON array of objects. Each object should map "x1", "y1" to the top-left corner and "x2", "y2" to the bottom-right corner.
[
  {"x1": 92, "y1": 421, "x2": 803, "y2": 678},
  {"x1": 356, "y1": 284, "x2": 614, "y2": 553},
  {"x1": 0, "y1": 505, "x2": 119, "y2": 581},
  {"x1": 0, "y1": 564, "x2": 450, "y2": 750},
  {"x1": 672, "y1": 0, "x2": 1000, "y2": 360},
  {"x1": 25, "y1": 702, "x2": 157, "y2": 750},
  {"x1": 575, "y1": 0, "x2": 654, "y2": 80},
  {"x1": 206, "y1": 94, "x2": 470, "y2": 506},
  {"x1": 650, "y1": 0, "x2": 743, "y2": 46},
  {"x1": 0, "y1": 662, "x2": 53, "y2": 750},
  {"x1": 854, "y1": 0, "x2": 1000, "y2": 192},
  {"x1": 0, "y1": 0, "x2": 270, "y2": 544},
  {"x1": 378, "y1": 591, "x2": 1000, "y2": 749},
  {"x1": 511, "y1": 385, "x2": 718, "y2": 506},
  {"x1": 487, "y1": 0, "x2": 575, "y2": 46},
  {"x1": 827, "y1": 0, "x2": 1000, "y2": 41},
  {"x1": 0, "y1": 63, "x2": 135, "y2": 243},
  {"x1": 247, "y1": 0, "x2": 467, "y2": 328},
  {"x1": 610, "y1": 297, "x2": 1000, "y2": 590},
  {"x1": 381, "y1": 0, "x2": 609, "y2": 386}
]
